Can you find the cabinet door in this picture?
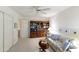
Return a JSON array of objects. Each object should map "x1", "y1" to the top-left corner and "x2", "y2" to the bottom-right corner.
[
  {"x1": 4, "y1": 14, "x2": 13, "y2": 51},
  {"x1": 0, "y1": 12, "x2": 3, "y2": 52}
]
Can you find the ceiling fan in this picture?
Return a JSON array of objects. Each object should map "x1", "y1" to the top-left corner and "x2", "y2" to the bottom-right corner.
[{"x1": 32, "y1": 6, "x2": 50, "y2": 14}]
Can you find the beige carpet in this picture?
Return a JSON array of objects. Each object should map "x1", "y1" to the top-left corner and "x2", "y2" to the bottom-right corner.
[{"x1": 8, "y1": 37, "x2": 53, "y2": 52}]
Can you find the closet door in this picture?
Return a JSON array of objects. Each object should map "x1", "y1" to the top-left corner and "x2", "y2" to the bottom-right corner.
[
  {"x1": 0, "y1": 12, "x2": 3, "y2": 52},
  {"x1": 4, "y1": 14, "x2": 13, "y2": 52}
]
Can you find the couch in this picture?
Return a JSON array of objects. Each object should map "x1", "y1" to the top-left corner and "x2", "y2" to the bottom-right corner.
[{"x1": 46, "y1": 33, "x2": 75, "y2": 52}]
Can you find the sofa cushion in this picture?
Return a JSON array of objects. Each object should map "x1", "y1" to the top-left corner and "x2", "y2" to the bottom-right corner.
[{"x1": 51, "y1": 34, "x2": 60, "y2": 41}]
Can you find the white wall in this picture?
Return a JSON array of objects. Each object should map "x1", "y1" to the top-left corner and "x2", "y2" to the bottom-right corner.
[
  {"x1": 56, "y1": 7, "x2": 79, "y2": 29},
  {"x1": 0, "y1": 12, "x2": 3, "y2": 52},
  {"x1": 13, "y1": 17, "x2": 19, "y2": 45},
  {"x1": 0, "y1": 7, "x2": 22, "y2": 52},
  {"x1": 4, "y1": 13, "x2": 13, "y2": 51},
  {"x1": 0, "y1": 7, "x2": 21, "y2": 18},
  {"x1": 20, "y1": 19, "x2": 30, "y2": 39},
  {"x1": 49, "y1": 16, "x2": 59, "y2": 34},
  {"x1": 50, "y1": 7, "x2": 79, "y2": 39}
]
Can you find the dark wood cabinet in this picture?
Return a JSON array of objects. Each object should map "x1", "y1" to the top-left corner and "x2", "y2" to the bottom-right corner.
[
  {"x1": 30, "y1": 21, "x2": 49, "y2": 38},
  {"x1": 30, "y1": 32, "x2": 37, "y2": 38}
]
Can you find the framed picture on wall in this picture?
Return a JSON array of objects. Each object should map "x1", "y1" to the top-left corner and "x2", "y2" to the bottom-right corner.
[{"x1": 14, "y1": 23, "x2": 18, "y2": 28}]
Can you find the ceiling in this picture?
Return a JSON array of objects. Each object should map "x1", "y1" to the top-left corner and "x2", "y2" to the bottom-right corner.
[{"x1": 10, "y1": 6, "x2": 70, "y2": 18}]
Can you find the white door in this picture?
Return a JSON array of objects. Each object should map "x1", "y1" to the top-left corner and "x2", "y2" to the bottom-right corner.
[
  {"x1": 4, "y1": 14, "x2": 13, "y2": 52},
  {"x1": 0, "y1": 12, "x2": 3, "y2": 52}
]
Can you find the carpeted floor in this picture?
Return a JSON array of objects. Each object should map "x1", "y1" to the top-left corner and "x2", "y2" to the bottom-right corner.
[{"x1": 8, "y1": 37, "x2": 53, "y2": 52}]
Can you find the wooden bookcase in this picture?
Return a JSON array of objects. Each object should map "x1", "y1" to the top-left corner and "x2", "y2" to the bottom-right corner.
[{"x1": 30, "y1": 21, "x2": 49, "y2": 38}]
